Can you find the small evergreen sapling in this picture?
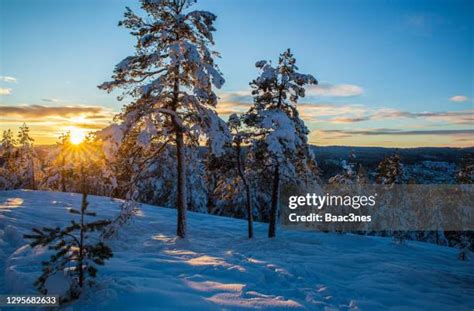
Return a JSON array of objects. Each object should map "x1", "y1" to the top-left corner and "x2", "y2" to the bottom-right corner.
[
  {"x1": 24, "y1": 189, "x2": 113, "y2": 302},
  {"x1": 458, "y1": 235, "x2": 471, "y2": 261}
]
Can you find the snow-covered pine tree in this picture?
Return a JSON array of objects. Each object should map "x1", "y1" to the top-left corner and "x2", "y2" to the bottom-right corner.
[
  {"x1": 456, "y1": 154, "x2": 474, "y2": 184},
  {"x1": 16, "y1": 123, "x2": 39, "y2": 190},
  {"x1": 99, "y1": 0, "x2": 227, "y2": 238},
  {"x1": 96, "y1": 124, "x2": 141, "y2": 199},
  {"x1": 208, "y1": 113, "x2": 256, "y2": 237},
  {"x1": 0, "y1": 129, "x2": 18, "y2": 189},
  {"x1": 185, "y1": 147, "x2": 208, "y2": 212},
  {"x1": 356, "y1": 163, "x2": 369, "y2": 184},
  {"x1": 42, "y1": 132, "x2": 74, "y2": 192},
  {"x1": 375, "y1": 153, "x2": 404, "y2": 185},
  {"x1": 57, "y1": 132, "x2": 71, "y2": 192},
  {"x1": 228, "y1": 113, "x2": 255, "y2": 238},
  {"x1": 23, "y1": 166, "x2": 113, "y2": 302},
  {"x1": 243, "y1": 49, "x2": 318, "y2": 238},
  {"x1": 375, "y1": 153, "x2": 407, "y2": 242},
  {"x1": 206, "y1": 143, "x2": 243, "y2": 216},
  {"x1": 102, "y1": 123, "x2": 176, "y2": 204},
  {"x1": 328, "y1": 150, "x2": 357, "y2": 184},
  {"x1": 80, "y1": 134, "x2": 118, "y2": 197}
]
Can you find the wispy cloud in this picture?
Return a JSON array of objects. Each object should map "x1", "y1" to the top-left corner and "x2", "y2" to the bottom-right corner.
[
  {"x1": 0, "y1": 104, "x2": 116, "y2": 143},
  {"x1": 41, "y1": 98, "x2": 60, "y2": 103},
  {"x1": 449, "y1": 95, "x2": 469, "y2": 103},
  {"x1": 218, "y1": 83, "x2": 364, "y2": 104},
  {"x1": 0, "y1": 76, "x2": 17, "y2": 83},
  {"x1": 328, "y1": 108, "x2": 473, "y2": 125},
  {"x1": 330, "y1": 116, "x2": 371, "y2": 123},
  {"x1": 0, "y1": 105, "x2": 109, "y2": 118},
  {"x1": 297, "y1": 103, "x2": 366, "y2": 122},
  {"x1": 320, "y1": 128, "x2": 474, "y2": 136},
  {"x1": 218, "y1": 90, "x2": 253, "y2": 103},
  {"x1": 216, "y1": 101, "x2": 252, "y2": 116},
  {"x1": 306, "y1": 83, "x2": 364, "y2": 97},
  {"x1": 0, "y1": 88, "x2": 12, "y2": 95},
  {"x1": 215, "y1": 100, "x2": 368, "y2": 123},
  {"x1": 310, "y1": 127, "x2": 474, "y2": 147},
  {"x1": 216, "y1": 89, "x2": 367, "y2": 121},
  {"x1": 216, "y1": 96, "x2": 473, "y2": 127},
  {"x1": 403, "y1": 13, "x2": 442, "y2": 36}
]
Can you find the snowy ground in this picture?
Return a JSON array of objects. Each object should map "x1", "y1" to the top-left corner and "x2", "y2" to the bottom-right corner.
[{"x1": 0, "y1": 190, "x2": 473, "y2": 310}]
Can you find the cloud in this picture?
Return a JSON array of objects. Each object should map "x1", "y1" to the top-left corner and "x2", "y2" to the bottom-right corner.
[
  {"x1": 327, "y1": 108, "x2": 473, "y2": 125},
  {"x1": 0, "y1": 88, "x2": 12, "y2": 95},
  {"x1": 297, "y1": 103, "x2": 367, "y2": 122},
  {"x1": 41, "y1": 98, "x2": 60, "y2": 103},
  {"x1": 373, "y1": 109, "x2": 474, "y2": 125},
  {"x1": 309, "y1": 126, "x2": 474, "y2": 147},
  {"x1": 218, "y1": 83, "x2": 364, "y2": 104},
  {"x1": 216, "y1": 101, "x2": 252, "y2": 116},
  {"x1": 319, "y1": 128, "x2": 474, "y2": 136},
  {"x1": 449, "y1": 95, "x2": 469, "y2": 103},
  {"x1": 0, "y1": 76, "x2": 17, "y2": 83},
  {"x1": 215, "y1": 100, "x2": 369, "y2": 124},
  {"x1": 306, "y1": 83, "x2": 364, "y2": 97},
  {"x1": 0, "y1": 104, "x2": 117, "y2": 144},
  {"x1": 218, "y1": 90, "x2": 253, "y2": 103},
  {"x1": 403, "y1": 13, "x2": 442, "y2": 36},
  {"x1": 330, "y1": 116, "x2": 371, "y2": 123},
  {"x1": 0, "y1": 105, "x2": 109, "y2": 118},
  {"x1": 216, "y1": 89, "x2": 472, "y2": 135}
]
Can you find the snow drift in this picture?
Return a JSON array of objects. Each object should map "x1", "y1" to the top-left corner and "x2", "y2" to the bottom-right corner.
[{"x1": 0, "y1": 190, "x2": 473, "y2": 310}]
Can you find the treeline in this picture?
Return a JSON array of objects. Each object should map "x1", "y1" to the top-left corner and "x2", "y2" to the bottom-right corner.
[
  {"x1": 1, "y1": 121, "x2": 472, "y2": 247},
  {"x1": 0, "y1": 128, "x2": 115, "y2": 196}
]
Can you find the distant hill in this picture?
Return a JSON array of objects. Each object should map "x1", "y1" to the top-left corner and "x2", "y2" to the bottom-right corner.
[{"x1": 312, "y1": 145, "x2": 474, "y2": 182}]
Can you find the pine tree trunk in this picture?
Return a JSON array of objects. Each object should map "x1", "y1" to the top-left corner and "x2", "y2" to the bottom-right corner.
[
  {"x1": 176, "y1": 129, "x2": 187, "y2": 238},
  {"x1": 236, "y1": 142, "x2": 253, "y2": 238},
  {"x1": 245, "y1": 184, "x2": 253, "y2": 238},
  {"x1": 78, "y1": 207, "x2": 84, "y2": 288},
  {"x1": 61, "y1": 156, "x2": 66, "y2": 192},
  {"x1": 268, "y1": 164, "x2": 280, "y2": 238},
  {"x1": 31, "y1": 158, "x2": 36, "y2": 190},
  {"x1": 172, "y1": 60, "x2": 187, "y2": 238},
  {"x1": 78, "y1": 172, "x2": 86, "y2": 289},
  {"x1": 268, "y1": 88, "x2": 283, "y2": 238}
]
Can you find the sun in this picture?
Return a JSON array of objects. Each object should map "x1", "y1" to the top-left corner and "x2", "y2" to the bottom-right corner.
[{"x1": 70, "y1": 128, "x2": 86, "y2": 145}]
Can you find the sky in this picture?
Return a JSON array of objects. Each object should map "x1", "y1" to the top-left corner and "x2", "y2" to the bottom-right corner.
[{"x1": 0, "y1": 0, "x2": 473, "y2": 147}]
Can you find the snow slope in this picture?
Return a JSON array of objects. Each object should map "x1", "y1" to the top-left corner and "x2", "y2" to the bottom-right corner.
[{"x1": 0, "y1": 190, "x2": 473, "y2": 310}]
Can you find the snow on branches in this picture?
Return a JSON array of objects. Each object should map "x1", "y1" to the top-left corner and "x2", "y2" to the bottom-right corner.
[
  {"x1": 244, "y1": 48, "x2": 318, "y2": 181},
  {"x1": 98, "y1": 0, "x2": 227, "y2": 155},
  {"x1": 99, "y1": 0, "x2": 228, "y2": 237},
  {"x1": 243, "y1": 49, "x2": 319, "y2": 237}
]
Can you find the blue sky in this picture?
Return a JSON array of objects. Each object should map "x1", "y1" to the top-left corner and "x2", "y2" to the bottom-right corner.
[{"x1": 0, "y1": 0, "x2": 472, "y2": 146}]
